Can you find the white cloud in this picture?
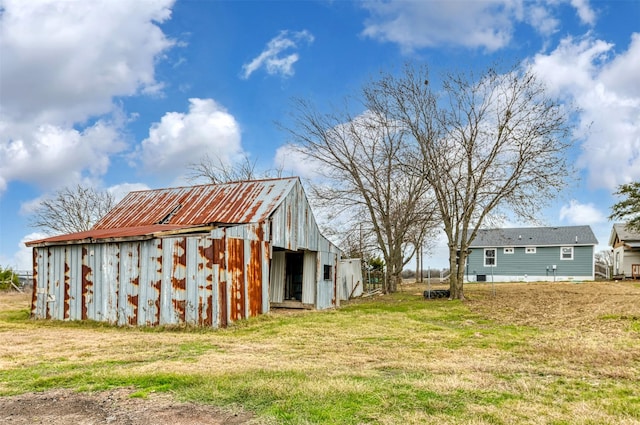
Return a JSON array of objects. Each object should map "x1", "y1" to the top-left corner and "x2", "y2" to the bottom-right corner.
[
  {"x1": 3, "y1": 232, "x2": 47, "y2": 271},
  {"x1": 0, "y1": 120, "x2": 126, "y2": 191},
  {"x1": 241, "y1": 30, "x2": 314, "y2": 79},
  {"x1": 559, "y1": 200, "x2": 606, "y2": 225},
  {"x1": 360, "y1": 0, "x2": 597, "y2": 52},
  {"x1": 362, "y1": 0, "x2": 518, "y2": 52},
  {"x1": 0, "y1": 0, "x2": 175, "y2": 124},
  {"x1": 570, "y1": 0, "x2": 596, "y2": 25},
  {"x1": 528, "y1": 33, "x2": 640, "y2": 190},
  {"x1": 0, "y1": 0, "x2": 175, "y2": 194},
  {"x1": 107, "y1": 182, "x2": 151, "y2": 202},
  {"x1": 138, "y1": 98, "x2": 243, "y2": 176},
  {"x1": 274, "y1": 144, "x2": 325, "y2": 180}
]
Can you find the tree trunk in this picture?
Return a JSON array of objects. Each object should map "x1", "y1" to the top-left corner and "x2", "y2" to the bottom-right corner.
[{"x1": 447, "y1": 249, "x2": 466, "y2": 300}]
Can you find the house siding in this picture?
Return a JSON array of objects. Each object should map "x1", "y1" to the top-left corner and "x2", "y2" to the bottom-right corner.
[{"x1": 467, "y1": 245, "x2": 595, "y2": 282}]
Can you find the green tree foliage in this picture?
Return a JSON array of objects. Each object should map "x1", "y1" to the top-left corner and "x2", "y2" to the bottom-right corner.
[
  {"x1": 0, "y1": 266, "x2": 20, "y2": 290},
  {"x1": 610, "y1": 181, "x2": 640, "y2": 232},
  {"x1": 368, "y1": 256, "x2": 385, "y2": 271}
]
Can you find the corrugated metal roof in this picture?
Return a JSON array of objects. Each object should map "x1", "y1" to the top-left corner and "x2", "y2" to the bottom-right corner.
[
  {"x1": 93, "y1": 177, "x2": 299, "y2": 229},
  {"x1": 470, "y1": 225, "x2": 598, "y2": 247},
  {"x1": 25, "y1": 224, "x2": 209, "y2": 246}
]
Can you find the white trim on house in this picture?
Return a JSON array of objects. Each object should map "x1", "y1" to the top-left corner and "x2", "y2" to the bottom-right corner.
[
  {"x1": 484, "y1": 248, "x2": 497, "y2": 267},
  {"x1": 560, "y1": 246, "x2": 574, "y2": 260}
]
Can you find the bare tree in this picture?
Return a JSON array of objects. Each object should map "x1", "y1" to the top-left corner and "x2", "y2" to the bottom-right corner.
[
  {"x1": 285, "y1": 99, "x2": 436, "y2": 293},
  {"x1": 187, "y1": 153, "x2": 283, "y2": 184},
  {"x1": 29, "y1": 185, "x2": 115, "y2": 235},
  {"x1": 609, "y1": 181, "x2": 640, "y2": 232},
  {"x1": 368, "y1": 64, "x2": 575, "y2": 299}
]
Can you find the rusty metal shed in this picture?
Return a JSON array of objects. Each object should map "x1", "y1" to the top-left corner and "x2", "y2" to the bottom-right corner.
[{"x1": 27, "y1": 177, "x2": 345, "y2": 328}]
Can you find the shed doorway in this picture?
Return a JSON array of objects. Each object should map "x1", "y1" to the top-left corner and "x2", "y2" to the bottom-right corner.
[
  {"x1": 285, "y1": 252, "x2": 303, "y2": 301},
  {"x1": 270, "y1": 249, "x2": 314, "y2": 309}
]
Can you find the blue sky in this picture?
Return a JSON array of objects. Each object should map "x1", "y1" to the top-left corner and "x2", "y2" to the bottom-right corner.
[{"x1": 1, "y1": 0, "x2": 639, "y2": 271}]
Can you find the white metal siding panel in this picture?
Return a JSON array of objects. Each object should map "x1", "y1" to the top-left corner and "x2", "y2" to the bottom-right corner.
[
  {"x1": 316, "y1": 250, "x2": 337, "y2": 310},
  {"x1": 338, "y1": 259, "x2": 363, "y2": 300},
  {"x1": 302, "y1": 251, "x2": 316, "y2": 305},
  {"x1": 270, "y1": 251, "x2": 285, "y2": 303},
  {"x1": 262, "y1": 241, "x2": 270, "y2": 313}
]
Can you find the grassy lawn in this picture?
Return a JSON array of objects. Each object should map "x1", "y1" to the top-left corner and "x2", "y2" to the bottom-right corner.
[{"x1": 1, "y1": 281, "x2": 639, "y2": 424}]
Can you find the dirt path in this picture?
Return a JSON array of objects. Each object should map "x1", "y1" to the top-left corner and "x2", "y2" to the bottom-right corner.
[{"x1": 0, "y1": 388, "x2": 255, "y2": 425}]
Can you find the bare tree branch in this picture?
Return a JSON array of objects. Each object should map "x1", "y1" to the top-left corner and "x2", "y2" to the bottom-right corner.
[
  {"x1": 187, "y1": 153, "x2": 284, "y2": 184},
  {"x1": 369, "y1": 63, "x2": 575, "y2": 299},
  {"x1": 284, "y1": 98, "x2": 438, "y2": 293},
  {"x1": 29, "y1": 185, "x2": 115, "y2": 235}
]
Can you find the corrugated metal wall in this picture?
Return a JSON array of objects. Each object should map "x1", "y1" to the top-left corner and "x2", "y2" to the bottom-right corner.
[
  {"x1": 338, "y1": 258, "x2": 364, "y2": 300},
  {"x1": 31, "y1": 230, "x2": 268, "y2": 328},
  {"x1": 270, "y1": 182, "x2": 321, "y2": 251},
  {"x1": 301, "y1": 251, "x2": 317, "y2": 305}
]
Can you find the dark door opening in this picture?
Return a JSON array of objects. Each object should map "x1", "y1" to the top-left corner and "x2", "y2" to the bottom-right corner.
[{"x1": 285, "y1": 252, "x2": 304, "y2": 301}]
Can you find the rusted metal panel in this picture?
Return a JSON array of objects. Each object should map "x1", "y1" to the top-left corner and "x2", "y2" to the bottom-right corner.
[
  {"x1": 32, "y1": 248, "x2": 48, "y2": 319},
  {"x1": 172, "y1": 238, "x2": 188, "y2": 323},
  {"x1": 92, "y1": 178, "x2": 299, "y2": 230},
  {"x1": 247, "y1": 239, "x2": 262, "y2": 317},
  {"x1": 270, "y1": 181, "x2": 322, "y2": 252},
  {"x1": 118, "y1": 242, "x2": 140, "y2": 326},
  {"x1": 26, "y1": 224, "x2": 193, "y2": 247},
  {"x1": 103, "y1": 243, "x2": 120, "y2": 324},
  {"x1": 68, "y1": 246, "x2": 83, "y2": 320},
  {"x1": 224, "y1": 222, "x2": 268, "y2": 241},
  {"x1": 261, "y1": 241, "x2": 270, "y2": 314},
  {"x1": 195, "y1": 237, "x2": 215, "y2": 326},
  {"x1": 137, "y1": 239, "x2": 160, "y2": 326},
  {"x1": 227, "y1": 237, "x2": 245, "y2": 322},
  {"x1": 30, "y1": 248, "x2": 38, "y2": 318}
]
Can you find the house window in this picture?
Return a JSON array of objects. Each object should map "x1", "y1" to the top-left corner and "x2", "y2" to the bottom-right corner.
[
  {"x1": 484, "y1": 248, "x2": 496, "y2": 267},
  {"x1": 561, "y1": 247, "x2": 573, "y2": 260},
  {"x1": 323, "y1": 265, "x2": 332, "y2": 280},
  {"x1": 525, "y1": 247, "x2": 537, "y2": 254},
  {"x1": 504, "y1": 247, "x2": 514, "y2": 254}
]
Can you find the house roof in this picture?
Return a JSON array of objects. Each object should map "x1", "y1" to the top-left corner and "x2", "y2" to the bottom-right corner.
[
  {"x1": 470, "y1": 226, "x2": 598, "y2": 247},
  {"x1": 608, "y1": 223, "x2": 640, "y2": 246},
  {"x1": 26, "y1": 177, "x2": 300, "y2": 247}
]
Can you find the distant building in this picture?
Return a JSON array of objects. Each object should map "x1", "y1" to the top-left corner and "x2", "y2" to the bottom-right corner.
[
  {"x1": 609, "y1": 223, "x2": 640, "y2": 279},
  {"x1": 466, "y1": 226, "x2": 598, "y2": 282}
]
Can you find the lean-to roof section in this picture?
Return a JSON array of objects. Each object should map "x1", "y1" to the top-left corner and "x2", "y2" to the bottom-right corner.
[
  {"x1": 94, "y1": 177, "x2": 299, "y2": 229},
  {"x1": 25, "y1": 224, "x2": 208, "y2": 246}
]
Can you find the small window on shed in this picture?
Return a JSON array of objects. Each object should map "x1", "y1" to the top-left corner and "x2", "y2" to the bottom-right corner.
[
  {"x1": 323, "y1": 265, "x2": 333, "y2": 280},
  {"x1": 504, "y1": 247, "x2": 514, "y2": 254},
  {"x1": 525, "y1": 247, "x2": 536, "y2": 254},
  {"x1": 561, "y1": 246, "x2": 573, "y2": 260}
]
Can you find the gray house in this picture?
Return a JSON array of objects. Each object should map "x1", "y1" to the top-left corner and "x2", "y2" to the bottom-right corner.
[
  {"x1": 466, "y1": 226, "x2": 598, "y2": 282},
  {"x1": 609, "y1": 223, "x2": 640, "y2": 279},
  {"x1": 26, "y1": 177, "x2": 353, "y2": 327}
]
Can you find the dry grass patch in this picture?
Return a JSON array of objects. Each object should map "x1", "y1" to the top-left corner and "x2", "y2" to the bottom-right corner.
[{"x1": 1, "y1": 282, "x2": 639, "y2": 424}]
